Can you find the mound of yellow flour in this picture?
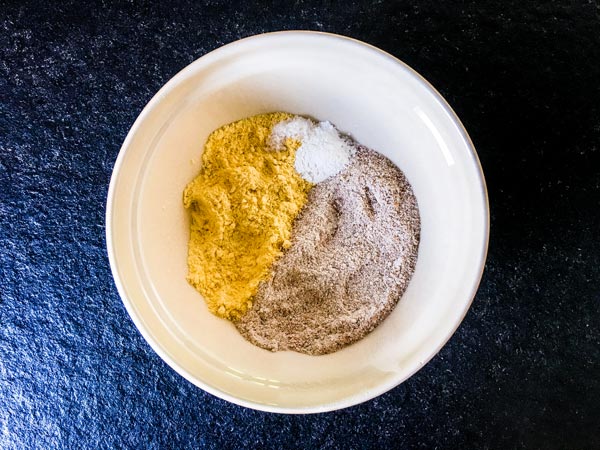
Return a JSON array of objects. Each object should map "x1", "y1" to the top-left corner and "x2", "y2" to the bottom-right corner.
[{"x1": 183, "y1": 113, "x2": 312, "y2": 320}]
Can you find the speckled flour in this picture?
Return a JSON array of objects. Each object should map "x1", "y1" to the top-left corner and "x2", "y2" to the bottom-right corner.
[{"x1": 235, "y1": 146, "x2": 420, "y2": 355}]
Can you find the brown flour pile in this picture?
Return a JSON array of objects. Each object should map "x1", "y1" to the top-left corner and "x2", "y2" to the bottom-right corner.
[{"x1": 235, "y1": 147, "x2": 420, "y2": 355}]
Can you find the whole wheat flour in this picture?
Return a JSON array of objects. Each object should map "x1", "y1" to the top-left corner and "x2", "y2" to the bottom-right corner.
[{"x1": 235, "y1": 146, "x2": 420, "y2": 355}]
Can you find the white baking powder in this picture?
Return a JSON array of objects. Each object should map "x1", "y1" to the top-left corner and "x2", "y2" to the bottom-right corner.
[{"x1": 270, "y1": 117, "x2": 356, "y2": 183}]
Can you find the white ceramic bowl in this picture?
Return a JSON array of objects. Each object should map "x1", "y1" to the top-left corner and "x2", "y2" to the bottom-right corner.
[{"x1": 106, "y1": 31, "x2": 489, "y2": 413}]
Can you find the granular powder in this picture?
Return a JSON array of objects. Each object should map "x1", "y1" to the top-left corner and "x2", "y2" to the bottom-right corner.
[
  {"x1": 183, "y1": 113, "x2": 311, "y2": 320},
  {"x1": 270, "y1": 117, "x2": 356, "y2": 183},
  {"x1": 235, "y1": 146, "x2": 420, "y2": 355}
]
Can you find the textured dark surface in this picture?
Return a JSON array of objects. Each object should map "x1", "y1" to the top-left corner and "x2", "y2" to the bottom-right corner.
[{"x1": 1, "y1": 1, "x2": 599, "y2": 448}]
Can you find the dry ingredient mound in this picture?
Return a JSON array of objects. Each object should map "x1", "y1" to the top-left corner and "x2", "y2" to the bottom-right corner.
[
  {"x1": 235, "y1": 147, "x2": 420, "y2": 355},
  {"x1": 183, "y1": 113, "x2": 312, "y2": 321},
  {"x1": 270, "y1": 117, "x2": 356, "y2": 182}
]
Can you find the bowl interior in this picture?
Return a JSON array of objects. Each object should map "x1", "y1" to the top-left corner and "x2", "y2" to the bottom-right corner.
[{"x1": 107, "y1": 32, "x2": 488, "y2": 413}]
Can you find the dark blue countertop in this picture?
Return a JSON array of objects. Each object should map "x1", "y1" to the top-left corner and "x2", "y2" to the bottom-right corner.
[{"x1": 1, "y1": 1, "x2": 599, "y2": 448}]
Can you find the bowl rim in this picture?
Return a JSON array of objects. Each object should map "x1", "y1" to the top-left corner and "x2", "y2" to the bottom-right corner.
[{"x1": 106, "y1": 30, "x2": 490, "y2": 414}]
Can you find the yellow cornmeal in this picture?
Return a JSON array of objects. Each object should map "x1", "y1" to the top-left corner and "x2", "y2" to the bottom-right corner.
[{"x1": 183, "y1": 113, "x2": 312, "y2": 320}]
